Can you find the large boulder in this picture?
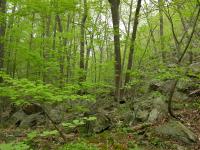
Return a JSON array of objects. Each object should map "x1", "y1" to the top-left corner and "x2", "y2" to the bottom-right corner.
[
  {"x1": 149, "y1": 80, "x2": 174, "y2": 95},
  {"x1": 135, "y1": 110, "x2": 149, "y2": 122},
  {"x1": 155, "y1": 120, "x2": 198, "y2": 144},
  {"x1": 132, "y1": 95, "x2": 168, "y2": 123},
  {"x1": 189, "y1": 62, "x2": 200, "y2": 75},
  {"x1": 19, "y1": 112, "x2": 46, "y2": 128},
  {"x1": 8, "y1": 109, "x2": 46, "y2": 128},
  {"x1": 93, "y1": 113, "x2": 111, "y2": 133},
  {"x1": 22, "y1": 103, "x2": 43, "y2": 115},
  {"x1": 49, "y1": 108, "x2": 63, "y2": 124},
  {"x1": 9, "y1": 110, "x2": 28, "y2": 126},
  {"x1": 148, "y1": 109, "x2": 160, "y2": 122}
]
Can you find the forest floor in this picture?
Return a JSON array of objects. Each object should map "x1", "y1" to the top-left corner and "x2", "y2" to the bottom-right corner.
[{"x1": 0, "y1": 98, "x2": 200, "y2": 150}]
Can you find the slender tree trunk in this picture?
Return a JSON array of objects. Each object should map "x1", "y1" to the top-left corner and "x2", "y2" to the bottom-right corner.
[
  {"x1": 108, "y1": 0, "x2": 122, "y2": 101},
  {"x1": 122, "y1": 0, "x2": 134, "y2": 75},
  {"x1": 65, "y1": 14, "x2": 72, "y2": 82},
  {"x1": 85, "y1": 39, "x2": 90, "y2": 74},
  {"x1": 0, "y1": 0, "x2": 6, "y2": 80},
  {"x1": 158, "y1": 0, "x2": 166, "y2": 62},
  {"x1": 26, "y1": 13, "x2": 35, "y2": 79},
  {"x1": 90, "y1": 34, "x2": 97, "y2": 83},
  {"x1": 125, "y1": 0, "x2": 142, "y2": 85},
  {"x1": 167, "y1": 5, "x2": 200, "y2": 118},
  {"x1": 56, "y1": 14, "x2": 65, "y2": 87},
  {"x1": 143, "y1": 0, "x2": 157, "y2": 53},
  {"x1": 79, "y1": 0, "x2": 88, "y2": 82},
  {"x1": 12, "y1": 17, "x2": 20, "y2": 79},
  {"x1": 52, "y1": 16, "x2": 57, "y2": 51},
  {"x1": 6, "y1": 5, "x2": 16, "y2": 76}
]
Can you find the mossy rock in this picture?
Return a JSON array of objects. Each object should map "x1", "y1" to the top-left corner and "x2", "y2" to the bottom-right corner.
[{"x1": 155, "y1": 120, "x2": 198, "y2": 144}]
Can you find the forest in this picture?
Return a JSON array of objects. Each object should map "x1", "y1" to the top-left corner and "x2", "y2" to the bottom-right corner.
[{"x1": 0, "y1": 0, "x2": 200, "y2": 149}]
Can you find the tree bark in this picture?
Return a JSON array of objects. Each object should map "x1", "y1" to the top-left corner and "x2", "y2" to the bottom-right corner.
[
  {"x1": 79, "y1": 0, "x2": 88, "y2": 82},
  {"x1": 121, "y1": 0, "x2": 134, "y2": 84},
  {"x1": 158, "y1": 0, "x2": 165, "y2": 62},
  {"x1": 26, "y1": 13, "x2": 35, "y2": 79},
  {"x1": 0, "y1": 0, "x2": 6, "y2": 78},
  {"x1": 108, "y1": 0, "x2": 122, "y2": 101},
  {"x1": 125, "y1": 0, "x2": 142, "y2": 85}
]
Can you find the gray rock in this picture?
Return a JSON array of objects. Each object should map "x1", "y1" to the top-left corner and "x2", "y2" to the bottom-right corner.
[
  {"x1": 20, "y1": 113, "x2": 45, "y2": 128},
  {"x1": 130, "y1": 95, "x2": 168, "y2": 124},
  {"x1": 136, "y1": 110, "x2": 149, "y2": 122},
  {"x1": 149, "y1": 80, "x2": 174, "y2": 94},
  {"x1": 152, "y1": 97, "x2": 168, "y2": 114},
  {"x1": 49, "y1": 109, "x2": 63, "y2": 124},
  {"x1": 122, "y1": 111, "x2": 135, "y2": 126},
  {"x1": 190, "y1": 62, "x2": 200, "y2": 74},
  {"x1": 156, "y1": 120, "x2": 198, "y2": 144},
  {"x1": 93, "y1": 113, "x2": 111, "y2": 133},
  {"x1": 148, "y1": 109, "x2": 160, "y2": 122},
  {"x1": 9, "y1": 110, "x2": 28, "y2": 125},
  {"x1": 173, "y1": 91, "x2": 189, "y2": 101},
  {"x1": 174, "y1": 144, "x2": 188, "y2": 150}
]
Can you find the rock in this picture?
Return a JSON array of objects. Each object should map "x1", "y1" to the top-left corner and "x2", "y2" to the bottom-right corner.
[
  {"x1": 177, "y1": 80, "x2": 198, "y2": 94},
  {"x1": 9, "y1": 110, "x2": 28, "y2": 126},
  {"x1": 173, "y1": 91, "x2": 189, "y2": 101},
  {"x1": 189, "y1": 62, "x2": 200, "y2": 74},
  {"x1": 85, "y1": 112, "x2": 112, "y2": 134},
  {"x1": 20, "y1": 112, "x2": 46, "y2": 128},
  {"x1": 49, "y1": 109, "x2": 63, "y2": 124},
  {"x1": 147, "y1": 97, "x2": 168, "y2": 122},
  {"x1": 149, "y1": 80, "x2": 174, "y2": 94},
  {"x1": 122, "y1": 111, "x2": 135, "y2": 126},
  {"x1": 148, "y1": 109, "x2": 160, "y2": 122},
  {"x1": 152, "y1": 97, "x2": 168, "y2": 114},
  {"x1": 0, "y1": 111, "x2": 11, "y2": 124},
  {"x1": 155, "y1": 120, "x2": 198, "y2": 144},
  {"x1": 22, "y1": 103, "x2": 43, "y2": 115},
  {"x1": 93, "y1": 113, "x2": 111, "y2": 133},
  {"x1": 149, "y1": 82, "x2": 161, "y2": 91},
  {"x1": 173, "y1": 144, "x2": 188, "y2": 150},
  {"x1": 136, "y1": 110, "x2": 149, "y2": 122}
]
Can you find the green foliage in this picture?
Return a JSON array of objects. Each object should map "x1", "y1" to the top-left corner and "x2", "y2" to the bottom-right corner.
[
  {"x1": 40, "y1": 130, "x2": 58, "y2": 137},
  {"x1": 0, "y1": 72, "x2": 96, "y2": 105},
  {"x1": 60, "y1": 141, "x2": 99, "y2": 150},
  {"x1": 155, "y1": 65, "x2": 186, "y2": 81},
  {"x1": 0, "y1": 142, "x2": 30, "y2": 150},
  {"x1": 27, "y1": 131, "x2": 38, "y2": 140},
  {"x1": 128, "y1": 142, "x2": 142, "y2": 150},
  {"x1": 125, "y1": 69, "x2": 145, "y2": 88}
]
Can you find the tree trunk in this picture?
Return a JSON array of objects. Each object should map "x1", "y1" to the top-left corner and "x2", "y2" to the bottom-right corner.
[
  {"x1": 79, "y1": 0, "x2": 88, "y2": 82},
  {"x1": 0, "y1": 0, "x2": 6, "y2": 80},
  {"x1": 26, "y1": 13, "x2": 35, "y2": 79},
  {"x1": 125, "y1": 0, "x2": 142, "y2": 85},
  {"x1": 6, "y1": 5, "x2": 16, "y2": 76},
  {"x1": 158, "y1": 0, "x2": 165, "y2": 62},
  {"x1": 167, "y1": 5, "x2": 200, "y2": 119},
  {"x1": 122, "y1": 0, "x2": 134, "y2": 77},
  {"x1": 108, "y1": 0, "x2": 122, "y2": 101}
]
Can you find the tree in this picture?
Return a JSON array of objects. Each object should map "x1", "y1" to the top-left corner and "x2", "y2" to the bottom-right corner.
[
  {"x1": 80, "y1": 0, "x2": 88, "y2": 82},
  {"x1": 121, "y1": 0, "x2": 134, "y2": 82},
  {"x1": 125, "y1": 0, "x2": 142, "y2": 85},
  {"x1": 158, "y1": 0, "x2": 165, "y2": 62},
  {"x1": 0, "y1": 0, "x2": 6, "y2": 78},
  {"x1": 108, "y1": 0, "x2": 122, "y2": 101},
  {"x1": 166, "y1": 2, "x2": 200, "y2": 118}
]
